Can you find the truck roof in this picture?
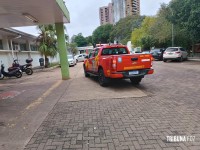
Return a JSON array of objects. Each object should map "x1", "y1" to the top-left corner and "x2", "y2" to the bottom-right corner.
[{"x1": 96, "y1": 44, "x2": 127, "y2": 49}]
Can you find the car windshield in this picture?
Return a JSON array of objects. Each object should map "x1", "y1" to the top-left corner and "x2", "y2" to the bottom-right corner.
[
  {"x1": 166, "y1": 48, "x2": 178, "y2": 52},
  {"x1": 102, "y1": 48, "x2": 128, "y2": 55},
  {"x1": 151, "y1": 49, "x2": 160, "y2": 52},
  {"x1": 142, "y1": 51, "x2": 150, "y2": 54},
  {"x1": 68, "y1": 55, "x2": 73, "y2": 59}
]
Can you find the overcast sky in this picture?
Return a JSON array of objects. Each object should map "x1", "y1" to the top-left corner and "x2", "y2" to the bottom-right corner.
[{"x1": 14, "y1": 0, "x2": 171, "y2": 38}]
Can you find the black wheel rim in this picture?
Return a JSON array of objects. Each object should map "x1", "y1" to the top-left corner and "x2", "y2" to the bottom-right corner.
[
  {"x1": 16, "y1": 72, "x2": 22, "y2": 78},
  {"x1": 26, "y1": 69, "x2": 33, "y2": 75}
]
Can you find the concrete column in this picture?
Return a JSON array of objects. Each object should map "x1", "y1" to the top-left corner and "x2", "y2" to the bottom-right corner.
[
  {"x1": 26, "y1": 40, "x2": 31, "y2": 51},
  {"x1": 55, "y1": 23, "x2": 69, "y2": 80},
  {"x1": 10, "y1": 39, "x2": 14, "y2": 60},
  {"x1": 26, "y1": 40, "x2": 31, "y2": 58}
]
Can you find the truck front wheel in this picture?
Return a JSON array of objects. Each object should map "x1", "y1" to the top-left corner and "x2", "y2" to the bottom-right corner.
[
  {"x1": 130, "y1": 77, "x2": 142, "y2": 85},
  {"x1": 98, "y1": 68, "x2": 109, "y2": 87}
]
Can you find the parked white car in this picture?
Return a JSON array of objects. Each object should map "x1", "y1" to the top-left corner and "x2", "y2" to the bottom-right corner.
[
  {"x1": 75, "y1": 54, "x2": 87, "y2": 62},
  {"x1": 67, "y1": 55, "x2": 76, "y2": 66},
  {"x1": 163, "y1": 47, "x2": 188, "y2": 62}
]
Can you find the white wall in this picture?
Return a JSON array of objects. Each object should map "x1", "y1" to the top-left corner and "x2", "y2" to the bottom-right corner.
[
  {"x1": 0, "y1": 51, "x2": 60, "y2": 70},
  {"x1": 0, "y1": 51, "x2": 12, "y2": 69}
]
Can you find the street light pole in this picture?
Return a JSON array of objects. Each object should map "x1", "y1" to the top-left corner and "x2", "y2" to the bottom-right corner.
[
  {"x1": 171, "y1": 10, "x2": 174, "y2": 47},
  {"x1": 172, "y1": 23, "x2": 174, "y2": 47}
]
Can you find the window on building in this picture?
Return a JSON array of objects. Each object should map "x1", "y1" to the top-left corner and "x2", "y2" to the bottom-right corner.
[
  {"x1": 30, "y1": 45, "x2": 38, "y2": 51},
  {"x1": 20, "y1": 44, "x2": 27, "y2": 51},
  {"x1": 0, "y1": 40, "x2": 3, "y2": 50},
  {"x1": 12, "y1": 42, "x2": 19, "y2": 50}
]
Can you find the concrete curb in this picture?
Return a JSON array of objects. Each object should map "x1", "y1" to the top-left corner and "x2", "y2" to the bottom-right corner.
[
  {"x1": 188, "y1": 58, "x2": 200, "y2": 62},
  {"x1": 33, "y1": 65, "x2": 60, "y2": 73}
]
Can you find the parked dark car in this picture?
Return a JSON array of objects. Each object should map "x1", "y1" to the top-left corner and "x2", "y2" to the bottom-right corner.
[{"x1": 150, "y1": 48, "x2": 165, "y2": 60}]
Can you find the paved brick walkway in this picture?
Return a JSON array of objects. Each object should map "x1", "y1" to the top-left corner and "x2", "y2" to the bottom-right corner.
[{"x1": 24, "y1": 61, "x2": 200, "y2": 150}]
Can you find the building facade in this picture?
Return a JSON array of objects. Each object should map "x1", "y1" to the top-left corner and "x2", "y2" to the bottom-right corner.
[
  {"x1": 112, "y1": 0, "x2": 126, "y2": 24},
  {"x1": 112, "y1": 0, "x2": 140, "y2": 24},
  {"x1": 125, "y1": 0, "x2": 140, "y2": 16},
  {"x1": 0, "y1": 28, "x2": 59, "y2": 70},
  {"x1": 99, "y1": 3, "x2": 113, "y2": 25}
]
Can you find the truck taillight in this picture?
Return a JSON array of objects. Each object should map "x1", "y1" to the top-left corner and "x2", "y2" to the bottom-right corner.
[
  {"x1": 112, "y1": 59, "x2": 117, "y2": 69},
  {"x1": 148, "y1": 69, "x2": 154, "y2": 74}
]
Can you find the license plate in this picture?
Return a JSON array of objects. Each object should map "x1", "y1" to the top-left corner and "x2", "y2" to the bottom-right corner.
[{"x1": 129, "y1": 70, "x2": 139, "y2": 75}]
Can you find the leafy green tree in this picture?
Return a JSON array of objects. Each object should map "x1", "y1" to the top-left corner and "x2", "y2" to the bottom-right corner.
[
  {"x1": 37, "y1": 24, "x2": 57, "y2": 67},
  {"x1": 131, "y1": 28, "x2": 143, "y2": 47},
  {"x1": 149, "y1": 4, "x2": 172, "y2": 48},
  {"x1": 65, "y1": 34, "x2": 69, "y2": 43},
  {"x1": 131, "y1": 16, "x2": 156, "y2": 49},
  {"x1": 169, "y1": 0, "x2": 200, "y2": 45},
  {"x1": 111, "y1": 15, "x2": 145, "y2": 44},
  {"x1": 92, "y1": 24, "x2": 113, "y2": 45},
  {"x1": 148, "y1": 3, "x2": 191, "y2": 49},
  {"x1": 140, "y1": 35, "x2": 156, "y2": 50},
  {"x1": 85, "y1": 36, "x2": 94, "y2": 46},
  {"x1": 66, "y1": 43, "x2": 78, "y2": 55},
  {"x1": 71, "y1": 33, "x2": 87, "y2": 47}
]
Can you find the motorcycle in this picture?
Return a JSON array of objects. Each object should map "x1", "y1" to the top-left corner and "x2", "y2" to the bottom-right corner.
[
  {"x1": 8, "y1": 58, "x2": 33, "y2": 75},
  {"x1": 0, "y1": 63, "x2": 22, "y2": 79}
]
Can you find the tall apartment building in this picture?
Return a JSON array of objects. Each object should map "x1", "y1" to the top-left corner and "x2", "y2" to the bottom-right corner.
[
  {"x1": 99, "y1": 3, "x2": 113, "y2": 25},
  {"x1": 112, "y1": 0, "x2": 140, "y2": 24},
  {"x1": 112, "y1": 0, "x2": 126, "y2": 24},
  {"x1": 125, "y1": 0, "x2": 140, "y2": 16}
]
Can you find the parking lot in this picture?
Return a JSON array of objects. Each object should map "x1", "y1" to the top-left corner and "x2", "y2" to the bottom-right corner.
[{"x1": 1, "y1": 60, "x2": 200, "y2": 150}]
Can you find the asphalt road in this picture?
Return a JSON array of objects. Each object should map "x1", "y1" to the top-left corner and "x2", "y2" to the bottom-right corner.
[{"x1": 0, "y1": 60, "x2": 200, "y2": 150}]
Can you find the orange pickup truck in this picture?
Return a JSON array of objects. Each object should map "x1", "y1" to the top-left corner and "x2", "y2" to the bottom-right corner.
[{"x1": 83, "y1": 44, "x2": 154, "y2": 86}]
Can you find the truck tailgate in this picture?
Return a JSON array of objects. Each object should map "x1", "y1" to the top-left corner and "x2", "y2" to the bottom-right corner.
[{"x1": 115, "y1": 54, "x2": 152, "y2": 71}]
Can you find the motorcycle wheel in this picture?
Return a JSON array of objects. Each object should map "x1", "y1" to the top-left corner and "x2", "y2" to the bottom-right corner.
[
  {"x1": 0, "y1": 74, "x2": 4, "y2": 80},
  {"x1": 15, "y1": 71, "x2": 22, "y2": 78},
  {"x1": 25, "y1": 68, "x2": 33, "y2": 75}
]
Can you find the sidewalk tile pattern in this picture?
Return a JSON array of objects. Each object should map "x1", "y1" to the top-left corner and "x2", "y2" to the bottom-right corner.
[{"x1": 24, "y1": 97, "x2": 200, "y2": 150}]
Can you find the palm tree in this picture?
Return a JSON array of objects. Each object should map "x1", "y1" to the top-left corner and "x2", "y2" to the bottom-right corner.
[{"x1": 37, "y1": 25, "x2": 57, "y2": 67}]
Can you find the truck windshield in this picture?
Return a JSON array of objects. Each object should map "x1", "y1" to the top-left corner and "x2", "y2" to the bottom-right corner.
[{"x1": 101, "y1": 48, "x2": 128, "y2": 55}]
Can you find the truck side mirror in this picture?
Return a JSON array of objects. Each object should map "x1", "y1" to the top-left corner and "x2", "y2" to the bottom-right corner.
[{"x1": 85, "y1": 56, "x2": 89, "y2": 59}]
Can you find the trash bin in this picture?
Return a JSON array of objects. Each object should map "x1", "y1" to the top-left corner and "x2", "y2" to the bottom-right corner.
[{"x1": 39, "y1": 58, "x2": 44, "y2": 66}]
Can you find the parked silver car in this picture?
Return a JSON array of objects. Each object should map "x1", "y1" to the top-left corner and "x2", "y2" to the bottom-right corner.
[
  {"x1": 75, "y1": 54, "x2": 87, "y2": 62},
  {"x1": 67, "y1": 55, "x2": 76, "y2": 66},
  {"x1": 163, "y1": 47, "x2": 188, "y2": 62}
]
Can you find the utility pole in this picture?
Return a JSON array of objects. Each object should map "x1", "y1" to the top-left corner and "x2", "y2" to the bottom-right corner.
[{"x1": 171, "y1": 10, "x2": 174, "y2": 47}]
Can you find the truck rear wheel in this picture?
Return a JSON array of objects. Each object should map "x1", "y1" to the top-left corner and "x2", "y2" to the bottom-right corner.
[
  {"x1": 98, "y1": 68, "x2": 109, "y2": 87},
  {"x1": 83, "y1": 65, "x2": 89, "y2": 77},
  {"x1": 130, "y1": 77, "x2": 142, "y2": 85}
]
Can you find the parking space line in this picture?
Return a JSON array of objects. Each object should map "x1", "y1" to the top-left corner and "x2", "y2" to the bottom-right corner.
[{"x1": 25, "y1": 80, "x2": 63, "y2": 110}]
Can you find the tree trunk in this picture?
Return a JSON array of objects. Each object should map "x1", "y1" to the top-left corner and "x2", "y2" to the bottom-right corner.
[{"x1": 45, "y1": 55, "x2": 49, "y2": 68}]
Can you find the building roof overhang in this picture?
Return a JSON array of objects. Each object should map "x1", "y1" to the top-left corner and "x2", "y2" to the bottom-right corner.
[
  {"x1": 0, "y1": 0, "x2": 70, "y2": 28},
  {"x1": 0, "y1": 28, "x2": 37, "y2": 40}
]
